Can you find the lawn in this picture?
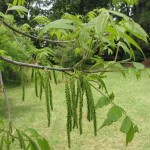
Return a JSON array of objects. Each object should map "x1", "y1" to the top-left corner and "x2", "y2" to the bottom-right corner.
[{"x1": 0, "y1": 71, "x2": 150, "y2": 150}]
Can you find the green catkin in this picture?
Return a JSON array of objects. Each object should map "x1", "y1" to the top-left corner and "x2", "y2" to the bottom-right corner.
[
  {"x1": 48, "y1": 80, "x2": 53, "y2": 110},
  {"x1": 39, "y1": 79, "x2": 43, "y2": 100},
  {"x1": 70, "y1": 78, "x2": 77, "y2": 129},
  {"x1": 48, "y1": 71, "x2": 52, "y2": 80},
  {"x1": 79, "y1": 78, "x2": 84, "y2": 135},
  {"x1": 34, "y1": 70, "x2": 38, "y2": 97},
  {"x1": 45, "y1": 77, "x2": 51, "y2": 127},
  {"x1": 83, "y1": 79, "x2": 91, "y2": 122},
  {"x1": 21, "y1": 69, "x2": 25, "y2": 101},
  {"x1": 93, "y1": 108, "x2": 97, "y2": 136},
  {"x1": 22, "y1": 86, "x2": 25, "y2": 101},
  {"x1": 38, "y1": 71, "x2": 43, "y2": 100},
  {"x1": 65, "y1": 82, "x2": 71, "y2": 148},
  {"x1": 84, "y1": 79, "x2": 97, "y2": 135},
  {"x1": 31, "y1": 68, "x2": 34, "y2": 81},
  {"x1": 52, "y1": 70, "x2": 57, "y2": 85}
]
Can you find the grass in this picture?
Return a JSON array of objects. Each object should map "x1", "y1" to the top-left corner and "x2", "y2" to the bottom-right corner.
[{"x1": 0, "y1": 71, "x2": 150, "y2": 150}]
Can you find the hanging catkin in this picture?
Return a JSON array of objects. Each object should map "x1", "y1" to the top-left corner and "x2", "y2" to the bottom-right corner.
[
  {"x1": 84, "y1": 79, "x2": 97, "y2": 136},
  {"x1": 31, "y1": 68, "x2": 34, "y2": 81},
  {"x1": 78, "y1": 78, "x2": 84, "y2": 135},
  {"x1": 44, "y1": 74, "x2": 51, "y2": 127},
  {"x1": 52, "y1": 70, "x2": 57, "y2": 85},
  {"x1": 20, "y1": 68, "x2": 25, "y2": 101},
  {"x1": 34, "y1": 70, "x2": 38, "y2": 97},
  {"x1": 37, "y1": 71, "x2": 44, "y2": 100},
  {"x1": 69, "y1": 77, "x2": 77, "y2": 129},
  {"x1": 48, "y1": 80, "x2": 53, "y2": 110},
  {"x1": 83, "y1": 79, "x2": 92, "y2": 121},
  {"x1": 65, "y1": 81, "x2": 72, "y2": 148}
]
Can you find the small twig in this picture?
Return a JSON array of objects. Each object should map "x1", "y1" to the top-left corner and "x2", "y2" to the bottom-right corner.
[
  {"x1": 0, "y1": 55, "x2": 74, "y2": 72},
  {"x1": 2, "y1": 19, "x2": 75, "y2": 44}
]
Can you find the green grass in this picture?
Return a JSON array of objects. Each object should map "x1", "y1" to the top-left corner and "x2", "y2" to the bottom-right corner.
[{"x1": 1, "y1": 72, "x2": 150, "y2": 150}]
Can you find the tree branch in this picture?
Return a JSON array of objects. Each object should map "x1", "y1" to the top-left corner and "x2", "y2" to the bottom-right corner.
[
  {"x1": 1, "y1": 19, "x2": 75, "y2": 44},
  {"x1": 0, "y1": 55, "x2": 74, "y2": 72}
]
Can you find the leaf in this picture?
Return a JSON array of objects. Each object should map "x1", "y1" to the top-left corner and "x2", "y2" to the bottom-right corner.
[
  {"x1": 7, "y1": 6, "x2": 28, "y2": 13},
  {"x1": 79, "y1": 30, "x2": 91, "y2": 50},
  {"x1": 100, "y1": 106, "x2": 123, "y2": 129},
  {"x1": 146, "y1": 68, "x2": 150, "y2": 77},
  {"x1": 37, "y1": 138, "x2": 51, "y2": 150},
  {"x1": 95, "y1": 96, "x2": 110, "y2": 109},
  {"x1": 133, "y1": 62, "x2": 145, "y2": 70},
  {"x1": 23, "y1": 133, "x2": 39, "y2": 150},
  {"x1": 0, "y1": 119, "x2": 4, "y2": 126},
  {"x1": 16, "y1": 129, "x2": 26, "y2": 149},
  {"x1": 123, "y1": 33, "x2": 145, "y2": 57},
  {"x1": 118, "y1": 42, "x2": 130, "y2": 54},
  {"x1": 128, "y1": 67, "x2": 141, "y2": 79},
  {"x1": 25, "y1": 128, "x2": 39, "y2": 138},
  {"x1": 39, "y1": 19, "x2": 75, "y2": 37},
  {"x1": 126, "y1": 125, "x2": 138, "y2": 146},
  {"x1": 124, "y1": 21, "x2": 148, "y2": 43},
  {"x1": 95, "y1": 11, "x2": 109, "y2": 35},
  {"x1": 120, "y1": 116, "x2": 132, "y2": 134},
  {"x1": 0, "y1": 12, "x2": 4, "y2": 18}
]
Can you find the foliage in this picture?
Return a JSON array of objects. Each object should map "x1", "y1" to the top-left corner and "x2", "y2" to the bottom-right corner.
[{"x1": 0, "y1": 0, "x2": 149, "y2": 149}]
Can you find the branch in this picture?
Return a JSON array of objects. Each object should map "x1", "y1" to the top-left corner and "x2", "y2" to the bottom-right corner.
[
  {"x1": 0, "y1": 55, "x2": 74, "y2": 72},
  {"x1": 1, "y1": 19, "x2": 75, "y2": 44}
]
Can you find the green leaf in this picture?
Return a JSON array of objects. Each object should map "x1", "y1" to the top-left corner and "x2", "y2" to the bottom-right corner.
[
  {"x1": 7, "y1": 6, "x2": 28, "y2": 13},
  {"x1": 146, "y1": 68, "x2": 150, "y2": 77},
  {"x1": 133, "y1": 62, "x2": 145, "y2": 70},
  {"x1": 39, "y1": 19, "x2": 75, "y2": 37},
  {"x1": 0, "y1": 12, "x2": 4, "y2": 18},
  {"x1": 107, "y1": 106, "x2": 123, "y2": 122},
  {"x1": 95, "y1": 11, "x2": 109, "y2": 35},
  {"x1": 126, "y1": 125, "x2": 138, "y2": 146},
  {"x1": 123, "y1": 33, "x2": 145, "y2": 57},
  {"x1": 16, "y1": 129, "x2": 26, "y2": 149},
  {"x1": 124, "y1": 21, "x2": 148, "y2": 43},
  {"x1": 100, "y1": 106, "x2": 123, "y2": 129},
  {"x1": 25, "y1": 128, "x2": 39, "y2": 138},
  {"x1": 128, "y1": 67, "x2": 141, "y2": 79},
  {"x1": 79, "y1": 30, "x2": 91, "y2": 50},
  {"x1": 95, "y1": 96, "x2": 110, "y2": 109},
  {"x1": 37, "y1": 138, "x2": 51, "y2": 150},
  {"x1": 118, "y1": 42, "x2": 130, "y2": 54},
  {"x1": 23, "y1": 133, "x2": 39, "y2": 150},
  {"x1": 0, "y1": 119, "x2": 4, "y2": 126},
  {"x1": 120, "y1": 116, "x2": 132, "y2": 134}
]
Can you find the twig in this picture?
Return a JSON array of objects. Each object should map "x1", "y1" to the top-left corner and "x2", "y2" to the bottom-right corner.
[
  {"x1": 1, "y1": 19, "x2": 75, "y2": 44},
  {"x1": 0, "y1": 55, "x2": 74, "y2": 72}
]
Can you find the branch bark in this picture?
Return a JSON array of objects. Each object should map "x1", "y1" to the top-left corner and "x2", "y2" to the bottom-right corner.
[
  {"x1": 1, "y1": 19, "x2": 75, "y2": 44},
  {"x1": 0, "y1": 55, "x2": 74, "y2": 72}
]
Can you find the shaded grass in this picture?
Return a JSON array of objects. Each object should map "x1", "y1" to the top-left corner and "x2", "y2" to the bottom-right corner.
[{"x1": 0, "y1": 72, "x2": 150, "y2": 149}]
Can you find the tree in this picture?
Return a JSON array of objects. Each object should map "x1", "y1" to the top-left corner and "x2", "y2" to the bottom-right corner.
[{"x1": 0, "y1": 0, "x2": 149, "y2": 149}]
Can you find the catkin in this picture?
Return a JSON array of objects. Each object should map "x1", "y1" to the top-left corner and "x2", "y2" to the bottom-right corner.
[
  {"x1": 34, "y1": 70, "x2": 38, "y2": 97},
  {"x1": 70, "y1": 77, "x2": 77, "y2": 129},
  {"x1": 78, "y1": 78, "x2": 84, "y2": 134},
  {"x1": 45, "y1": 76, "x2": 51, "y2": 127},
  {"x1": 48, "y1": 80, "x2": 53, "y2": 110},
  {"x1": 65, "y1": 81, "x2": 72, "y2": 147},
  {"x1": 21, "y1": 69, "x2": 25, "y2": 101},
  {"x1": 52, "y1": 70, "x2": 57, "y2": 85}
]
